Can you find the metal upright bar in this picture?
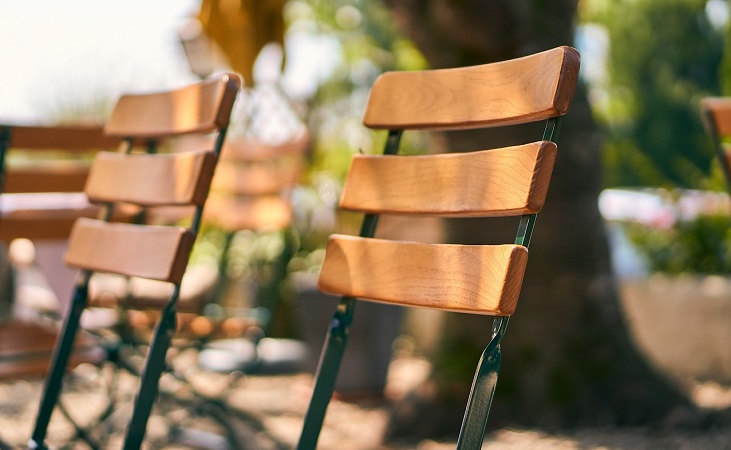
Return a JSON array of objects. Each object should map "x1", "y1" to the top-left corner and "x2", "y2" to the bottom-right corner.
[
  {"x1": 122, "y1": 285, "x2": 181, "y2": 450},
  {"x1": 0, "y1": 126, "x2": 11, "y2": 194},
  {"x1": 29, "y1": 270, "x2": 92, "y2": 450},
  {"x1": 456, "y1": 316, "x2": 509, "y2": 449},
  {"x1": 296, "y1": 130, "x2": 402, "y2": 450},
  {"x1": 122, "y1": 126, "x2": 229, "y2": 449},
  {"x1": 455, "y1": 115, "x2": 565, "y2": 449}
]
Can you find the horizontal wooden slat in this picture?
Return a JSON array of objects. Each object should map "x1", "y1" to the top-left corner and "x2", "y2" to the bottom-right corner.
[
  {"x1": 2, "y1": 124, "x2": 120, "y2": 150},
  {"x1": 211, "y1": 159, "x2": 302, "y2": 195},
  {"x1": 702, "y1": 97, "x2": 731, "y2": 136},
  {"x1": 220, "y1": 130, "x2": 310, "y2": 162},
  {"x1": 104, "y1": 73, "x2": 241, "y2": 138},
  {"x1": 4, "y1": 163, "x2": 89, "y2": 193},
  {"x1": 84, "y1": 150, "x2": 217, "y2": 206},
  {"x1": 340, "y1": 141, "x2": 556, "y2": 217},
  {"x1": 65, "y1": 218, "x2": 195, "y2": 283},
  {"x1": 204, "y1": 195, "x2": 292, "y2": 231},
  {"x1": 317, "y1": 235, "x2": 528, "y2": 316},
  {"x1": 363, "y1": 46, "x2": 580, "y2": 130}
]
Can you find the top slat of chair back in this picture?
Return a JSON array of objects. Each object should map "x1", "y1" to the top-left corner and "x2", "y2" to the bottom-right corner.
[
  {"x1": 702, "y1": 97, "x2": 731, "y2": 137},
  {"x1": 363, "y1": 46, "x2": 580, "y2": 131},
  {"x1": 104, "y1": 73, "x2": 241, "y2": 138}
]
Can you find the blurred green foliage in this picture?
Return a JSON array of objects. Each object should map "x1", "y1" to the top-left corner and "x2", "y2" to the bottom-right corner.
[
  {"x1": 582, "y1": 0, "x2": 725, "y2": 189},
  {"x1": 625, "y1": 213, "x2": 731, "y2": 274}
]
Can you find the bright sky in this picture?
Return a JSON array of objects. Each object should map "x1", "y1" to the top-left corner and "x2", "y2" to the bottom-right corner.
[
  {"x1": 0, "y1": 0, "x2": 340, "y2": 124},
  {"x1": 0, "y1": 0, "x2": 205, "y2": 123}
]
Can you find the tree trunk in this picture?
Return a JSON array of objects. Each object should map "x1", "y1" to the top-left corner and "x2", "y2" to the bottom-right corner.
[{"x1": 383, "y1": 0, "x2": 692, "y2": 437}]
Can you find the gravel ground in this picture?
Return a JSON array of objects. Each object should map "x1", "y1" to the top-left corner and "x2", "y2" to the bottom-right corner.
[{"x1": 2, "y1": 354, "x2": 731, "y2": 450}]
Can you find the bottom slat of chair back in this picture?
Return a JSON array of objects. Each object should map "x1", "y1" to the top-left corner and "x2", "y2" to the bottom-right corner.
[
  {"x1": 64, "y1": 218, "x2": 195, "y2": 284},
  {"x1": 317, "y1": 234, "x2": 528, "y2": 316}
]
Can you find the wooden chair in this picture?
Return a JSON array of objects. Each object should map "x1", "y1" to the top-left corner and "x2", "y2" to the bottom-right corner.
[
  {"x1": 701, "y1": 97, "x2": 731, "y2": 192},
  {"x1": 27, "y1": 73, "x2": 241, "y2": 450},
  {"x1": 0, "y1": 125, "x2": 126, "y2": 242},
  {"x1": 296, "y1": 46, "x2": 580, "y2": 449}
]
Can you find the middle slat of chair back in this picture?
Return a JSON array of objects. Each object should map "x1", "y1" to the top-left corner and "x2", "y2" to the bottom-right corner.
[
  {"x1": 84, "y1": 150, "x2": 217, "y2": 206},
  {"x1": 340, "y1": 141, "x2": 557, "y2": 217}
]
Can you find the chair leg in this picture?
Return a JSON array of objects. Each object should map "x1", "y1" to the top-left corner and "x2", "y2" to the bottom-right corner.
[
  {"x1": 296, "y1": 297, "x2": 356, "y2": 450},
  {"x1": 456, "y1": 316, "x2": 510, "y2": 450},
  {"x1": 29, "y1": 274, "x2": 90, "y2": 450},
  {"x1": 121, "y1": 300, "x2": 178, "y2": 450}
]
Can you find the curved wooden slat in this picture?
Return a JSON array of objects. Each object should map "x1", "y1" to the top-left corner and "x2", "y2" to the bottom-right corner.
[
  {"x1": 363, "y1": 46, "x2": 580, "y2": 130},
  {"x1": 64, "y1": 218, "x2": 195, "y2": 283},
  {"x1": 104, "y1": 73, "x2": 241, "y2": 138},
  {"x1": 220, "y1": 130, "x2": 310, "y2": 162},
  {"x1": 211, "y1": 159, "x2": 302, "y2": 195},
  {"x1": 340, "y1": 141, "x2": 556, "y2": 217},
  {"x1": 204, "y1": 195, "x2": 292, "y2": 231},
  {"x1": 702, "y1": 97, "x2": 731, "y2": 136},
  {"x1": 84, "y1": 150, "x2": 217, "y2": 206},
  {"x1": 317, "y1": 235, "x2": 528, "y2": 316}
]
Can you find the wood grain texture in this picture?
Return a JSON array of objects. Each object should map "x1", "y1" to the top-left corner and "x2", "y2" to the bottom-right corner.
[
  {"x1": 363, "y1": 46, "x2": 579, "y2": 130},
  {"x1": 65, "y1": 218, "x2": 195, "y2": 283},
  {"x1": 104, "y1": 73, "x2": 241, "y2": 138},
  {"x1": 702, "y1": 97, "x2": 731, "y2": 136},
  {"x1": 317, "y1": 235, "x2": 528, "y2": 316},
  {"x1": 340, "y1": 141, "x2": 556, "y2": 217},
  {"x1": 84, "y1": 150, "x2": 217, "y2": 206}
]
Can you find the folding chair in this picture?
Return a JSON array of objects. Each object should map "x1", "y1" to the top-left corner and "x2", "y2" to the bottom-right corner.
[
  {"x1": 701, "y1": 97, "x2": 731, "y2": 192},
  {"x1": 28, "y1": 73, "x2": 241, "y2": 450},
  {"x1": 296, "y1": 46, "x2": 580, "y2": 449}
]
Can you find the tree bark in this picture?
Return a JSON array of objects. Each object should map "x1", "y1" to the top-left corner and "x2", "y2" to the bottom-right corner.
[{"x1": 382, "y1": 0, "x2": 692, "y2": 437}]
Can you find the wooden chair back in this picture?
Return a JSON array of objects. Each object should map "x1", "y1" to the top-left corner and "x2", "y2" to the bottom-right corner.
[
  {"x1": 298, "y1": 46, "x2": 580, "y2": 449},
  {"x1": 205, "y1": 129, "x2": 310, "y2": 232},
  {"x1": 28, "y1": 73, "x2": 241, "y2": 450}
]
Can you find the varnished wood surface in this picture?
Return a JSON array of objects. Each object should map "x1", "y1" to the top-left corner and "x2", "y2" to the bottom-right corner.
[
  {"x1": 84, "y1": 150, "x2": 217, "y2": 206},
  {"x1": 317, "y1": 235, "x2": 528, "y2": 316},
  {"x1": 340, "y1": 141, "x2": 556, "y2": 217},
  {"x1": 363, "y1": 46, "x2": 580, "y2": 130},
  {"x1": 104, "y1": 73, "x2": 241, "y2": 138},
  {"x1": 702, "y1": 97, "x2": 731, "y2": 136},
  {"x1": 65, "y1": 218, "x2": 195, "y2": 283}
]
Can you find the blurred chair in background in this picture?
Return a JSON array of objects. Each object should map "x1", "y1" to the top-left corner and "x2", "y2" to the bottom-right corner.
[{"x1": 26, "y1": 73, "x2": 241, "y2": 450}]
